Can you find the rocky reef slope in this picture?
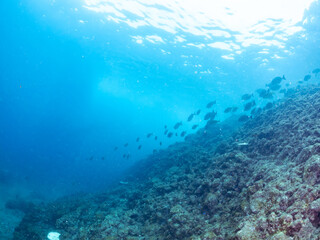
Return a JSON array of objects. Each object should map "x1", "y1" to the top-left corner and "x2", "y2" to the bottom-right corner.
[{"x1": 13, "y1": 86, "x2": 320, "y2": 239}]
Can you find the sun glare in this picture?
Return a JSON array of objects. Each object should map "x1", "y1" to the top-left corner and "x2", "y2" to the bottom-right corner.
[{"x1": 84, "y1": 0, "x2": 314, "y2": 51}]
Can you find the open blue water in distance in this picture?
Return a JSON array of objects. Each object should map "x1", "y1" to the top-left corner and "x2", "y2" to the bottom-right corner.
[{"x1": 1, "y1": 0, "x2": 320, "y2": 198}]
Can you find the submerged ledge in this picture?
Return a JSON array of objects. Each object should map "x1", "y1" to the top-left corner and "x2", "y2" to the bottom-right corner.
[{"x1": 13, "y1": 85, "x2": 320, "y2": 240}]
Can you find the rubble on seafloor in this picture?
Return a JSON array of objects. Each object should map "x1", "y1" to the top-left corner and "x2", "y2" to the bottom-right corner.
[{"x1": 13, "y1": 85, "x2": 320, "y2": 239}]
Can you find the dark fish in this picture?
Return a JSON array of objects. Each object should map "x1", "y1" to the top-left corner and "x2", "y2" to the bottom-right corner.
[
  {"x1": 312, "y1": 68, "x2": 320, "y2": 75},
  {"x1": 192, "y1": 124, "x2": 198, "y2": 130},
  {"x1": 175, "y1": 133, "x2": 178, "y2": 136},
  {"x1": 101, "y1": 157, "x2": 105, "y2": 160},
  {"x1": 232, "y1": 107, "x2": 238, "y2": 112},
  {"x1": 241, "y1": 93, "x2": 252, "y2": 101},
  {"x1": 126, "y1": 154, "x2": 130, "y2": 159},
  {"x1": 298, "y1": 80, "x2": 303, "y2": 84},
  {"x1": 244, "y1": 100, "x2": 256, "y2": 111},
  {"x1": 187, "y1": 113, "x2": 194, "y2": 122},
  {"x1": 164, "y1": 129, "x2": 168, "y2": 135},
  {"x1": 204, "y1": 111, "x2": 217, "y2": 121},
  {"x1": 256, "y1": 88, "x2": 266, "y2": 95},
  {"x1": 196, "y1": 109, "x2": 201, "y2": 115},
  {"x1": 164, "y1": 125, "x2": 167, "y2": 129},
  {"x1": 167, "y1": 132, "x2": 173, "y2": 138},
  {"x1": 263, "y1": 91, "x2": 273, "y2": 99},
  {"x1": 304, "y1": 74, "x2": 311, "y2": 81},
  {"x1": 174, "y1": 122, "x2": 182, "y2": 130},
  {"x1": 136, "y1": 137, "x2": 140, "y2": 142},
  {"x1": 124, "y1": 143, "x2": 128, "y2": 147},
  {"x1": 159, "y1": 142, "x2": 162, "y2": 146},
  {"x1": 224, "y1": 107, "x2": 232, "y2": 113},
  {"x1": 238, "y1": 115, "x2": 250, "y2": 122},
  {"x1": 270, "y1": 77, "x2": 282, "y2": 85},
  {"x1": 114, "y1": 147, "x2": 118, "y2": 151},
  {"x1": 212, "y1": 111, "x2": 217, "y2": 119},
  {"x1": 181, "y1": 131, "x2": 187, "y2": 137},
  {"x1": 266, "y1": 76, "x2": 285, "y2": 91},
  {"x1": 250, "y1": 107, "x2": 256, "y2": 115},
  {"x1": 155, "y1": 136, "x2": 158, "y2": 140},
  {"x1": 257, "y1": 89, "x2": 273, "y2": 99},
  {"x1": 147, "y1": 133, "x2": 153, "y2": 138},
  {"x1": 268, "y1": 84, "x2": 281, "y2": 91},
  {"x1": 208, "y1": 119, "x2": 219, "y2": 125},
  {"x1": 264, "y1": 102, "x2": 273, "y2": 110},
  {"x1": 89, "y1": 156, "x2": 94, "y2": 161},
  {"x1": 269, "y1": 75, "x2": 285, "y2": 85},
  {"x1": 138, "y1": 145, "x2": 142, "y2": 150},
  {"x1": 206, "y1": 101, "x2": 216, "y2": 108},
  {"x1": 204, "y1": 112, "x2": 211, "y2": 120},
  {"x1": 123, "y1": 154, "x2": 126, "y2": 158}
]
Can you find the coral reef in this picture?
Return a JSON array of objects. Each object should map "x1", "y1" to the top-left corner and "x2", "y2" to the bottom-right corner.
[{"x1": 13, "y1": 85, "x2": 320, "y2": 239}]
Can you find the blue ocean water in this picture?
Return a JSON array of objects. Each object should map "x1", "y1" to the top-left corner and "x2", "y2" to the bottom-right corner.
[{"x1": 1, "y1": 0, "x2": 320, "y2": 199}]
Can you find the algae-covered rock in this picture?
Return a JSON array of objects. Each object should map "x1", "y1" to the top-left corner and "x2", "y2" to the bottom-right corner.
[
  {"x1": 201, "y1": 231, "x2": 217, "y2": 240},
  {"x1": 250, "y1": 190, "x2": 267, "y2": 213},
  {"x1": 304, "y1": 155, "x2": 320, "y2": 185},
  {"x1": 294, "y1": 219, "x2": 315, "y2": 239},
  {"x1": 236, "y1": 222, "x2": 259, "y2": 240},
  {"x1": 204, "y1": 193, "x2": 219, "y2": 212},
  {"x1": 270, "y1": 232, "x2": 293, "y2": 240}
]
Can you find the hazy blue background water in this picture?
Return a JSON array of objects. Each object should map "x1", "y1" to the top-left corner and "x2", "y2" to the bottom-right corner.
[{"x1": 1, "y1": 0, "x2": 320, "y2": 199}]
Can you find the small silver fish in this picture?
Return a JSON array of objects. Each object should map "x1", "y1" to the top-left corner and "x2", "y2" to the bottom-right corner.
[{"x1": 237, "y1": 142, "x2": 249, "y2": 146}]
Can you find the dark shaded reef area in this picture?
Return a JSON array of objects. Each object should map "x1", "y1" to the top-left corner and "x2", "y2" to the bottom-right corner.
[{"x1": 13, "y1": 85, "x2": 320, "y2": 239}]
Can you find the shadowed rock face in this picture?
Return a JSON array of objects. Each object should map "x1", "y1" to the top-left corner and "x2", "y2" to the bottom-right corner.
[
  {"x1": 5, "y1": 199, "x2": 35, "y2": 214},
  {"x1": 13, "y1": 85, "x2": 320, "y2": 240}
]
